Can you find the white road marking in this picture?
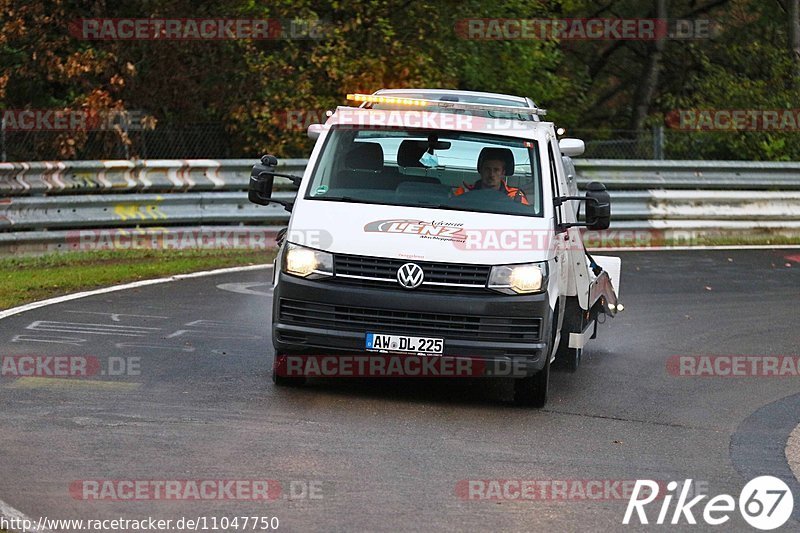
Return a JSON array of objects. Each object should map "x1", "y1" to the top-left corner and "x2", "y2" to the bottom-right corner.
[
  {"x1": 25, "y1": 321, "x2": 158, "y2": 337},
  {"x1": 165, "y1": 319, "x2": 261, "y2": 340},
  {"x1": 0, "y1": 264, "x2": 273, "y2": 321},
  {"x1": 587, "y1": 244, "x2": 800, "y2": 252},
  {"x1": 0, "y1": 264, "x2": 274, "y2": 527},
  {"x1": 114, "y1": 342, "x2": 196, "y2": 353},
  {"x1": 183, "y1": 319, "x2": 257, "y2": 332},
  {"x1": 185, "y1": 319, "x2": 231, "y2": 327},
  {"x1": 11, "y1": 334, "x2": 87, "y2": 346},
  {"x1": 63, "y1": 311, "x2": 169, "y2": 321},
  {"x1": 165, "y1": 328, "x2": 260, "y2": 340},
  {"x1": 0, "y1": 498, "x2": 53, "y2": 532},
  {"x1": 216, "y1": 281, "x2": 273, "y2": 296}
]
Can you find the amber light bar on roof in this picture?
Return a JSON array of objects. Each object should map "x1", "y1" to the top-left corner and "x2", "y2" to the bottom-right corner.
[{"x1": 346, "y1": 93, "x2": 547, "y2": 116}]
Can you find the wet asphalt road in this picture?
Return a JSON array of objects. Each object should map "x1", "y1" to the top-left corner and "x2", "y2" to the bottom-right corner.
[{"x1": 0, "y1": 249, "x2": 799, "y2": 532}]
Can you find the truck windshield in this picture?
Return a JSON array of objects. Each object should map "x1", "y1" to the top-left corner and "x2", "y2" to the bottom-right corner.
[{"x1": 304, "y1": 126, "x2": 543, "y2": 217}]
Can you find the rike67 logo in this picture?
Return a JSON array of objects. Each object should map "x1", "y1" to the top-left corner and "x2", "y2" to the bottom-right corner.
[{"x1": 624, "y1": 476, "x2": 794, "y2": 530}]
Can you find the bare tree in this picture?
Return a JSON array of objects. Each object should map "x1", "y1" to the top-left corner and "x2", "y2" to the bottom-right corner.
[
  {"x1": 791, "y1": 0, "x2": 800, "y2": 84},
  {"x1": 629, "y1": 0, "x2": 667, "y2": 132}
]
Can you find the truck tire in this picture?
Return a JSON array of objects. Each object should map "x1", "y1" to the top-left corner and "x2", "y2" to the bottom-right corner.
[
  {"x1": 553, "y1": 297, "x2": 584, "y2": 373},
  {"x1": 512, "y1": 356, "x2": 550, "y2": 407},
  {"x1": 272, "y1": 353, "x2": 307, "y2": 387},
  {"x1": 512, "y1": 310, "x2": 556, "y2": 407}
]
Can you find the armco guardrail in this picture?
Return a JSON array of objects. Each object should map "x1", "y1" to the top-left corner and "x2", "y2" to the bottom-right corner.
[
  {"x1": 1, "y1": 159, "x2": 800, "y2": 254},
  {"x1": 0, "y1": 192, "x2": 293, "y2": 230},
  {"x1": 0, "y1": 159, "x2": 307, "y2": 195},
  {"x1": 576, "y1": 160, "x2": 800, "y2": 190}
]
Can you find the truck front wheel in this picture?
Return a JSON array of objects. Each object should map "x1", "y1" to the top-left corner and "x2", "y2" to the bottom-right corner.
[
  {"x1": 512, "y1": 357, "x2": 550, "y2": 407},
  {"x1": 272, "y1": 353, "x2": 307, "y2": 387},
  {"x1": 512, "y1": 310, "x2": 556, "y2": 407}
]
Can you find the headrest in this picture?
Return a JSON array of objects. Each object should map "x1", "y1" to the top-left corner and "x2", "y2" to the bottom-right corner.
[
  {"x1": 397, "y1": 140, "x2": 427, "y2": 167},
  {"x1": 346, "y1": 142, "x2": 384, "y2": 171},
  {"x1": 477, "y1": 147, "x2": 514, "y2": 177}
]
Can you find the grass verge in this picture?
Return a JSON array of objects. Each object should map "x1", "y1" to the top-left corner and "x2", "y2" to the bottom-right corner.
[
  {"x1": 0, "y1": 248, "x2": 275, "y2": 310},
  {"x1": 2, "y1": 236, "x2": 797, "y2": 310}
]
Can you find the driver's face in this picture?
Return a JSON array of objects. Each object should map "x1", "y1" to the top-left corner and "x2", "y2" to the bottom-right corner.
[{"x1": 479, "y1": 159, "x2": 505, "y2": 189}]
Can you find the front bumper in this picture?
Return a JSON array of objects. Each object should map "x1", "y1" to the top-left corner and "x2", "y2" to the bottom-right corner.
[{"x1": 271, "y1": 272, "x2": 554, "y2": 375}]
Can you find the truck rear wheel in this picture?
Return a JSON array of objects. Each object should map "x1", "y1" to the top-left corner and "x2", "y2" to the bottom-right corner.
[
  {"x1": 553, "y1": 332, "x2": 582, "y2": 373},
  {"x1": 553, "y1": 297, "x2": 584, "y2": 373}
]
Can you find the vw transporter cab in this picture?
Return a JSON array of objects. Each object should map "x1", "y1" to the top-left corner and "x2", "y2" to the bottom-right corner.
[{"x1": 248, "y1": 89, "x2": 622, "y2": 407}]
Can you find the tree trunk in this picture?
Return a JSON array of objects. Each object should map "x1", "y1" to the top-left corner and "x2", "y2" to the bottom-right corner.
[
  {"x1": 791, "y1": 0, "x2": 800, "y2": 85},
  {"x1": 629, "y1": 0, "x2": 667, "y2": 133}
]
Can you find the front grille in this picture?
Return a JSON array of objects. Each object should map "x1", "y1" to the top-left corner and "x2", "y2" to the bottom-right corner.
[
  {"x1": 334, "y1": 254, "x2": 491, "y2": 287},
  {"x1": 278, "y1": 298, "x2": 542, "y2": 342},
  {"x1": 329, "y1": 277, "x2": 486, "y2": 294}
]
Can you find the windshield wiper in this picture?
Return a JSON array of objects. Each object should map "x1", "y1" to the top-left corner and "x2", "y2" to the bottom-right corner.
[
  {"x1": 314, "y1": 196, "x2": 385, "y2": 206},
  {"x1": 396, "y1": 202, "x2": 463, "y2": 211},
  {"x1": 316, "y1": 195, "x2": 359, "y2": 202}
]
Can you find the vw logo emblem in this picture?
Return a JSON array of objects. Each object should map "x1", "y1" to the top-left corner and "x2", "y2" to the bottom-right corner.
[{"x1": 397, "y1": 263, "x2": 424, "y2": 289}]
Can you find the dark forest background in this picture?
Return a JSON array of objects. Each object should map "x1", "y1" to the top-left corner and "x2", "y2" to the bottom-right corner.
[{"x1": 1, "y1": 0, "x2": 799, "y2": 160}]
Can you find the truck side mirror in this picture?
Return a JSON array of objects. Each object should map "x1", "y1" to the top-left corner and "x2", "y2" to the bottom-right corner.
[
  {"x1": 585, "y1": 182, "x2": 611, "y2": 230},
  {"x1": 558, "y1": 138, "x2": 585, "y2": 157},
  {"x1": 248, "y1": 154, "x2": 278, "y2": 206},
  {"x1": 308, "y1": 124, "x2": 325, "y2": 140}
]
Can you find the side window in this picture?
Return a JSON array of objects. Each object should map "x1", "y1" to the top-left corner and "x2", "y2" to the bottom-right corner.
[
  {"x1": 547, "y1": 141, "x2": 562, "y2": 224},
  {"x1": 561, "y1": 156, "x2": 577, "y2": 196}
]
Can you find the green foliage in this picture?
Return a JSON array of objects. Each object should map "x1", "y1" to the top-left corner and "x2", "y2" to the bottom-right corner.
[
  {"x1": 0, "y1": 248, "x2": 276, "y2": 310},
  {"x1": 0, "y1": 0, "x2": 798, "y2": 160}
]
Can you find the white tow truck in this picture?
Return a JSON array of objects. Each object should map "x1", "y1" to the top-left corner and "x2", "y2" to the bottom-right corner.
[{"x1": 248, "y1": 88, "x2": 621, "y2": 407}]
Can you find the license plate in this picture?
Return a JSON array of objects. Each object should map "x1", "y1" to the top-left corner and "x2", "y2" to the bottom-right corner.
[{"x1": 365, "y1": 332, "x2": 444, "y2": 355}]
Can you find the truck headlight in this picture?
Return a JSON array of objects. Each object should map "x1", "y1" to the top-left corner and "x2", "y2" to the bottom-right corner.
[
  {"x1": 488, "y1": 262, "x2": 547, "y2": 294},
  {"x1": 282, "y1": 242, "x2": 334, "y2": 279}
]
